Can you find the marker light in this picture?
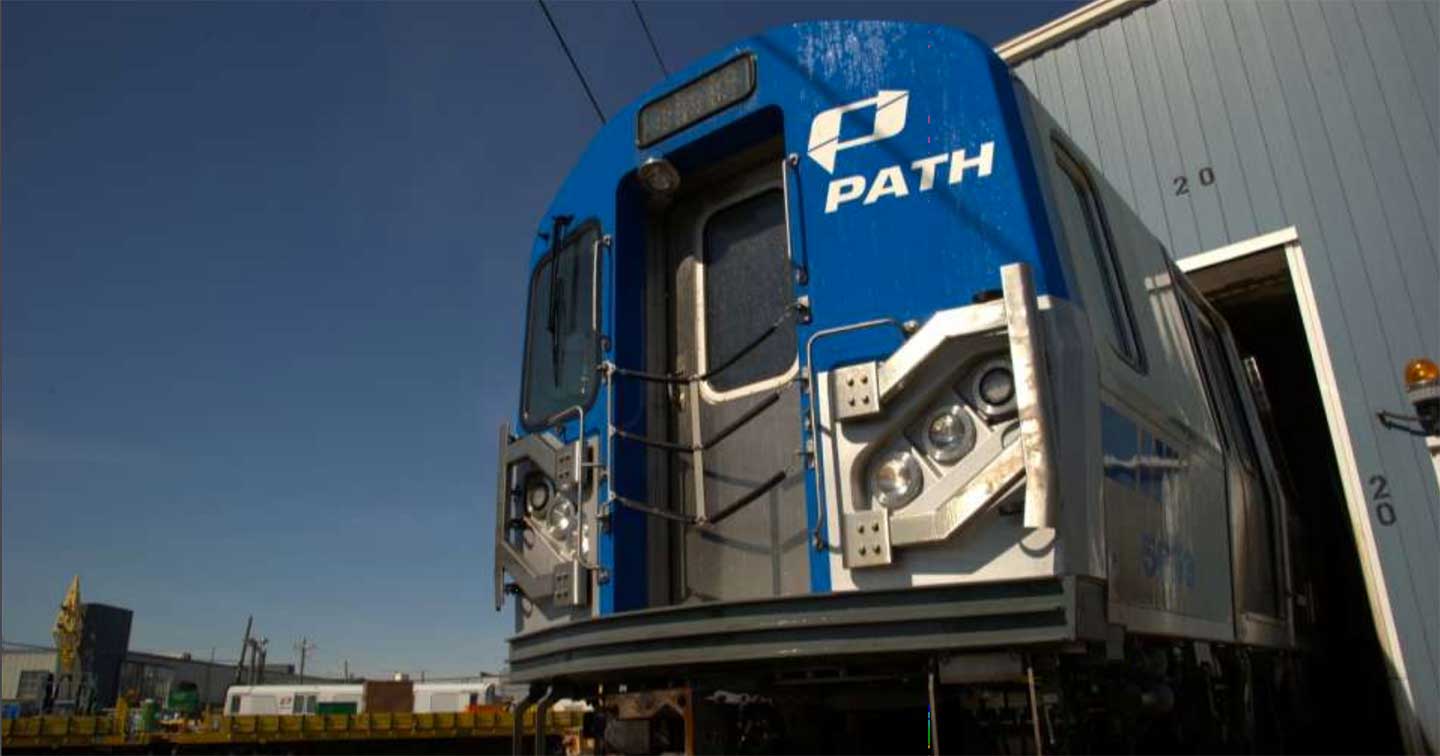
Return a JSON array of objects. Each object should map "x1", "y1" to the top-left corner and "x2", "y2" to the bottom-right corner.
[
  {"x1": 870, "y1": 450, "x2": 923, "y2": 509},
  {"x1": 523, "y1": 472, "x2": 552, "y2": 517},
  {"x1": 968, "y1": 356, "x2": 1018, "y2": 416},
  {"x1": 925, "y1": 405, "x2": 976, "y2": 463},
  {"x1": 979, "y1": 367, "x2": 1015, "y2": 407},
  {"x1": 1404, "y1": 358, "x2": 1439, "y2": 389},
  {"x1": 638, "y1": 157, "x2": 681, "y2": 195}
]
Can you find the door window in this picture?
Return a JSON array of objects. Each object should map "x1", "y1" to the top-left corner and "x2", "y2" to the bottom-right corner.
[{"x1": 699, "y1": 189, "x2": 795, "y2": 393}]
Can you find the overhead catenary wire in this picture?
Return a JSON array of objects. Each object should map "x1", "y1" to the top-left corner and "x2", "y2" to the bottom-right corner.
[
  {"x1": 631, "y1": 0, "x2": 669, "y2": 77},
  {"x1": 536, "y1": 0, "x2": 606, "y2": 124}
]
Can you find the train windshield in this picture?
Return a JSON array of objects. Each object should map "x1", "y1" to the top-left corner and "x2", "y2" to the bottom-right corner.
[{"x1": 521, "y1": 222, "x2": 600, "y2": 427}]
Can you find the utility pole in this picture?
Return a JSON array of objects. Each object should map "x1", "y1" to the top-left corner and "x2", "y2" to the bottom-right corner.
[
  {"x1": 202, "y1": 646, "x2": 216, "y2": 710},
  {"x1": 343, "y1": 659, "x2": 349, "y2": 681},
  {"x1": 233, "y1": 616, "x2": 253, "y2": 686},
  {"x1": 295, "y1": 638, "x2": 317, "y2": 684},
  {"x1": 245, "y1": 638, "x2": 269, "y2": 685}
]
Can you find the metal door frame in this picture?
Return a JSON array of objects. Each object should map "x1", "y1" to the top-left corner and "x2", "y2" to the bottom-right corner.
[
  {"x1": 1179, "y1": 227, "x2": 1425, "y2": 748},
  {"x1": 666, "y1": 163, "x2": 791, "y2": 518}
]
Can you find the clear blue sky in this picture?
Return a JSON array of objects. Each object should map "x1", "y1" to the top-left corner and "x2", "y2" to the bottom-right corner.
[{"x1": 2, "y1": 0, "x2": 1080, "y2": 679}]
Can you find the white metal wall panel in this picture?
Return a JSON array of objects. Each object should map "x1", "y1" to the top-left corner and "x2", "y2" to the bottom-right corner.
[
  {"x1": 1096, "y1": 21, "x2": 1170, "y2": 240},
  {"x1": 1387, "y1": 1, "x2": 1440, "y2": 150},
  {"x1": 1012, "y1": 0, "x2": 1440, "y2": 747},
  {"x1": 1, "y1": 650, "x2": 57, "y2": 700},
  {"x1": 1193, "y1": 0, "x2": 1287, "y2": 234}
]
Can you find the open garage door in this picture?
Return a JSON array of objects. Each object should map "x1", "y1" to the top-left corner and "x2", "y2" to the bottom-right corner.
[{"x1": 1179, "y1": 228, "x2": 1412, "y2": 752}]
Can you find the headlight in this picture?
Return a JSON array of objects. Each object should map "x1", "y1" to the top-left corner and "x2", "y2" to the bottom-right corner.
[
  {"x1": 924, "y1": 404, "x2": 975, "y2": 463},
  {"x1": 969, "y1": 357, "x2": 1017, "y2": 416},
  {"x1": 546, "y1": 495, "x2": 577, "y2": 539},
  {"x1": 869, "y1": 450, "x2": 923, "y2": 509},
  {"x1": 523, "y1": 472, "x2": 552, "y2": 517}
]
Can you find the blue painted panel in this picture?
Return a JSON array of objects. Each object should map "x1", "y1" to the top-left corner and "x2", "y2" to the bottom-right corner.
[{"x1": 523, "y1": 21, "x2": 1068, "y2": 608}]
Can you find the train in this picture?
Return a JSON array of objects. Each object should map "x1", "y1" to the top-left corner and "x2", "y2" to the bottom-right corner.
[
  {"x1": 493, "y1": 19, "x2": 1316, "y2": 754},
  {"x1": 223, "y1": 681, "x2": 497, "y2": 716}
]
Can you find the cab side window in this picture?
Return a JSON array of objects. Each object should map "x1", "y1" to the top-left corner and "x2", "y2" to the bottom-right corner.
[{"x1": 1052, "y1": 142, "x2": 1144, "y2": 369}]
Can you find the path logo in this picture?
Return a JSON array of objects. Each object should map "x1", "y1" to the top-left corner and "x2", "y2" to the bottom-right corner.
[
  {"x1": 807, "y1": 89, "x2": 997, "y2": 214},
  {"x1": 806, "y1": 90, "x2": 910, "y2": 174}
]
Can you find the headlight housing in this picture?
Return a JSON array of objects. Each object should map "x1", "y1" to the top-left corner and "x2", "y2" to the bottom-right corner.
[
  {"x1": 868, "y1": 450, "x2": 923, "y2": 509},
  {"x1": 546, "y1": 495, "x2": 577, "y2": 539},
  {"x1": 923, "y1": 404, "x2": 976, "y2": 463}
]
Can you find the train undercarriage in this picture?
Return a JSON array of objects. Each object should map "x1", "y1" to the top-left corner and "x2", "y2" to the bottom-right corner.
[{"x1": 512, "y1": 639, "x2": 1297, "y2": 755}]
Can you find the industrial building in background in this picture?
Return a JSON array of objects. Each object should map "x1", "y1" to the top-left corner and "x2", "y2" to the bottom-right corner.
[
  {"x1": 1, "y1": 642, "x2": 302, "y2": 717},
  {"x1": 2, "y1": 582, "x2": 310, "y2": 717}
]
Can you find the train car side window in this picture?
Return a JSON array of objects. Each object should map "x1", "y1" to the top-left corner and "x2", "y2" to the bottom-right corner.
[
  {"x1": 1185, "y1": 296, "x2": 1259, "y2": 466},
  {"x1": 699, "y1": 188, "x2": 796, "y2": 393},
  {"x1": 229, "y1": 695, "x2": 240, "y2": 714},
  {"x1": 1052, "y1": 143, "x2": 1144, "y2": 370}
]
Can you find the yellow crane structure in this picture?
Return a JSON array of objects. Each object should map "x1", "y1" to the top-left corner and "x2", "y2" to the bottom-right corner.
[{"x1": 51, "y1": 575, "x2": 84, "y2": 711}]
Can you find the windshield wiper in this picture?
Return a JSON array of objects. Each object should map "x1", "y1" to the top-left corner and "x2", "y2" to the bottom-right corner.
[{"x1": 545, "y1": 215, "x2": 573, "y2": 387}]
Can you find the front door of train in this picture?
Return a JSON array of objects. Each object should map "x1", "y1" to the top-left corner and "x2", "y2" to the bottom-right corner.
[{"x1": 663, "y1": 158, "x2": 810, "y2": 604}]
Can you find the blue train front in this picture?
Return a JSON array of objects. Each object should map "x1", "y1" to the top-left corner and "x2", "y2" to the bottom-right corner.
[{"x1": 494, "y1": 20, "x2": 1293, "y2": 750}]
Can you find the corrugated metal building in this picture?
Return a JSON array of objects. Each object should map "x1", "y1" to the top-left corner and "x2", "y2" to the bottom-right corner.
[
  {"x1": 998, "y1": 0, "x2": 1438, "y2": 749},
  {"x1": 0, "y1": 645, "x2": 58, "y2": 711},
  {"x1": 3, "y1": 643, "x2": 305, "y2": 711}
]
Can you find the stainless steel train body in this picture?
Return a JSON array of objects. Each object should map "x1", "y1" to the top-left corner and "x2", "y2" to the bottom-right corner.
[{"x1": 492, "y1": 20, "x2": 1294, "y2": 746}]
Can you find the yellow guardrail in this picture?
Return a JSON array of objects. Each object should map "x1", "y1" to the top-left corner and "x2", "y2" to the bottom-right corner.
[{"x1": 2, "y1": 707, "x2": 583, "y2": 750}]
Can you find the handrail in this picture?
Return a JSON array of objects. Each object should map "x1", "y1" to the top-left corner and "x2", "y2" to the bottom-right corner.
[
  {"x1": 610, "y1": 494, "x2": 698, "y2": 525},
  {"x1": 610, "y1": 302, "x2": 800, "y2": 385},
  {"x1": 612, "y1": 390, "x2": 782, "y2": 453},
  {"x1": 803, "y1": 317, "x2": 909, "y2": 550},
  {"x1": 608, "y1": 468, "x2": 790, "y2": 528},
  {"x1": 781, "y1": 152, "x2": 808, "y2": 283},
  {"x1": 705, "y1": 469, "x2": 788, "y2": 526}
]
